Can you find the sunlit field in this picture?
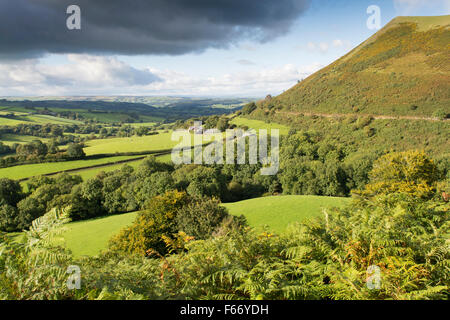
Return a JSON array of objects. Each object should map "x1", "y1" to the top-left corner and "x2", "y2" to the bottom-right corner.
[{"x1": 223, "y1": 195, "x2": 350, "y2": 233}]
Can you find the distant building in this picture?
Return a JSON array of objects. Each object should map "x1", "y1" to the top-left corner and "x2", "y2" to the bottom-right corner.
[
  {"x1": 188, "y1": 125, "x2": 204, "y2": 134},
  {"x1": 204, "y1": 128, "x2": 221, "y2": 135}
]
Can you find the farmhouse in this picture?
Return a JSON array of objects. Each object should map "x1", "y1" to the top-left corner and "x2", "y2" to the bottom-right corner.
[{"x1": 188, "y1": 125, "x2": 203, "y2": 134}]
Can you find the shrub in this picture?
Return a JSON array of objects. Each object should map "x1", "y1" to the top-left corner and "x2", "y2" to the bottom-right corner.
[
  {"x1": 17, "y1": 197, "x2": 46, "y2": 230},
  {"x1": 68, "y1": 178, "x2": 105, "y2": 221},
  {"x1": 66, "y1": 143, "x2": 86, "y2": 159},
  {"x1": 242, "y1": 102, "x2": 257, "y2": 115},
  {"x1": 0, "y1": 178, "x2": 23, "y2": 207},
  {"x1": 175, "y1": 197, "x2": 229, "y2": 240},
  {"x1": 359, "y1": 150, "x2": 439, "y2": 199},
  {"x1": 433, "y1": 109, "x2": 448, "y2": 120},
  {"x1": 0, "y1": 204, "x2": 19, "y2": 232},
  {"x1": 109, "y1": 190, "x2": 189, "y2": 256}
]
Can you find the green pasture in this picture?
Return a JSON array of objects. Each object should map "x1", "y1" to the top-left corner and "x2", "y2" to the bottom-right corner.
[
  {"x1": 55, "y1": 195, "x2": 350, "y2": 257},
  {"x1": 58, "y1": 212, "x2": 139, "y2": 258},
  {"x1": 230, "y1": 117, "x2": 291, "y2": 135},
  {"x1": 83, "y1": 131, "x2": 216, "y2": 156},
  {"x1": 70, "y1": 153, "x2": 173, "y2": 181},
  {"x1": 0, "y1": 155, "x2": 143, "y2": 181},
  {"x1": 223, "y1": 195, "x2": 350, "y2": 234},
  {"x1": 0, "y1": 134, "x2": 50, "y2": 146}
]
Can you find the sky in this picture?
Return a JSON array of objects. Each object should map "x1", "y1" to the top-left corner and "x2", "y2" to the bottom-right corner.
[{"x1": 0, "y1": 0, "x2": 448, "y2": 98}]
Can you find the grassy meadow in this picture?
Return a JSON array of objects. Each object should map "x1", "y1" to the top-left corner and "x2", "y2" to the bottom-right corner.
[
  {"x1": 0, "y1": 155, "x2": 144, "y2": 181},
  {"x1": 0, "y1": 134, "x2": 51, "y2": 146},
  {"x1": 83, "y1": 131, "x2": 179, "y2": 155},
  {"x1": 58, "y1": 212, "x2": 139, "y2": 258},
  {"x1": 68, "y1": 153, "x2": 173, "y2": 181},
  {"x1": 0, "y1": 111, "x2": 84, "y2": 126},
  {"x1": 223, "y1": 195, "x2": 350, "y2": 234},
  {"x1": 58, "y1": 195, "x2": 349, "y2": 257},
  {"x1": 230, "y1": 117, "x2": 291, "y2": 135}
]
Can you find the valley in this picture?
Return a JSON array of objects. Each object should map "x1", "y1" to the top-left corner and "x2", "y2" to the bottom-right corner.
[{"x1": 1, "y1": 14, "x2": 448, "y2": 301}]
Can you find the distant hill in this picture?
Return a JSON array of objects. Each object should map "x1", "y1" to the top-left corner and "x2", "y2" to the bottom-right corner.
[
  {"x1": 256, "y1": 15, "x2": 450, "y2": 118},
  {"x1": 1, "y1": 96, "x2": 252, "y2": 109},
  {"x1": 0, "y1": 97, "x2": 245, "y2": 123}
]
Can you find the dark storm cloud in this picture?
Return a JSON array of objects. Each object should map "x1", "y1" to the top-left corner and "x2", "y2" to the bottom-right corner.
[{"x1": 0, "y1": 0, "x2": 310, "y2": 60}]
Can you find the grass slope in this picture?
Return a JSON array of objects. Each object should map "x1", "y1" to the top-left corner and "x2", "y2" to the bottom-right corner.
[
  {"x1": 0, "y1": 110, "x2": 84, "y2": 125},
  {"x1": 230, "y1": 117, "x2": 291, "y2": 135},
  {"x1": 83, "y1": 131, "x2": 197, "y2": 156},
  {"x1": 57, "y1": 195, "x2": 349, "y2": 257},
  {"x1": 223, "y1": 195, "x2": 350, "y2": 234},
  {"x1": 0, "y1": 134, "x2": 50, "y2": 146},
  {"x1": 70, "y1": 153, "x2": 173, "y2": 181},
  {"x1": 258, "y1": 15, "x2": 450, "y2": 117},
  {"x1": 59, "y1": 212, "x2": 138, "y2": 258},
  {"x1": 0, "y1": 155, "x2": 143, "y2": 180}
]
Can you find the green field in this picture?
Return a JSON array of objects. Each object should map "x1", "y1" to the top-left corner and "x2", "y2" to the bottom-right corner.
[
  {"x1": 26, "y1": 114, "x2": 83, "y2": 125},
  {"x1": 223, "y1": 195, "x2": 350, "y2": 233},
  {"x1": 230, "y1": 117, "x2": 290, "y2": 135},
  {"x1": 0, "y1": 128, "x2": 207, "y2": 182},
  {"x1": 58, "y1": 195, "x2": 350, "y2": 257},
  {"x1": 0, "y1": 155, "x2": 144, "y2": 180},
  {"x1": 0, "y1": 129, "x2": 202, "y2": 180},
  {"x1": 0, "y1": 117, "x2": 28, "y2": 126},
  {"x1": 0, "y1": 111, "x2": 84, "y2": 126},
  {"x1": 129, "y1": 122, "x2": 158, "y2": 128},
  {"x1": 69, "y1": 153, "x2": 173, "y2": 181},
  {"x1": 0, "y1": 106, "x2": 162, "y2": 125},
  {"x1": 58, "y1": 212, "x2": 138, "y2": 258},
  {"x1": 74, "y1": 111, "x2": 163, "y2": 124},
  {"x1": 83, "y1": 131, "x2": 216, "y2": 155},
  {"x1": 0, "y1": 134, "x2": 50, "y2": 146},
  {"x1": 84, "y1": 131, "x2": 180, "y2": 155}
]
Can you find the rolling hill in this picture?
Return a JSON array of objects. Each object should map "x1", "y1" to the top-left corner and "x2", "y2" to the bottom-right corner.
[
  {"x1": 0, "y1": 96, "x2": 247, "y2": 123},
  {"x1": 255, "y1": 15, "x2": 450, "y2": 118},
  {"x1": 54, "y1": 195, "x2": 349, "y2": 257},
  {"x1": 223, "y1": 195, "x2": 350, "y2": 234}
]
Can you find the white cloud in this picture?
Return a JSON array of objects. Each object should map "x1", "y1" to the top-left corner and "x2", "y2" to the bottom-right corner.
[
  {"x1": 236, "y1": 59, "x2": 256, "y2": 66},
  {"x1": 145, "y1": 62, "x2": 323, "y2": 96},
  {"x1": 306, "y1": 41, "x2": 329, "y2": 53},
  {"x1": 0, "y1": 55, "x2": 323, "y2": 96},
  {"x1": 42, "y1": 55, "x2": 161, "y2": 86},
  {"x1": 332, "y1": 39, "x2": 344, "y2": 47},
  {"x1": 318, "y1": 42, "x2": 329, "y2": 53},
  {"x1": 0, "y1": 55, "x2": 161, "y2": 96}
]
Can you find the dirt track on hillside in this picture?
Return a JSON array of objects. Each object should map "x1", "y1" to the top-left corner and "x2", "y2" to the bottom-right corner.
[{"x1": 278, "y1": 111, "x2": 447, "y2": 122}]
